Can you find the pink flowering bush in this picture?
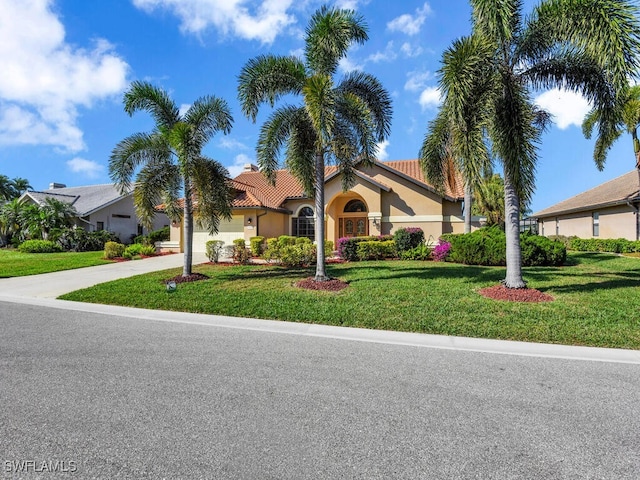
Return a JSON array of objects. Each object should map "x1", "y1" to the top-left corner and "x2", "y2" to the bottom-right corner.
[{"x1": 432, "y1": 239, "x2": 451, "y2": 262}]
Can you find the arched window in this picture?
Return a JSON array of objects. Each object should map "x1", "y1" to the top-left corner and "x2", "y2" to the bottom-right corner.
[
  {"x1": 293, "y1": 206, "x2": 315, "y2": 240},
  {"x1": 344, "y1": 199, "x2": 367, "y2": 213}
]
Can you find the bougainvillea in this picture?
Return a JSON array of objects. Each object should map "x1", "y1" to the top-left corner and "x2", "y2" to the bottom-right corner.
[{"x1": 432, "y1": 239, "x2": 451, "y2": 262}]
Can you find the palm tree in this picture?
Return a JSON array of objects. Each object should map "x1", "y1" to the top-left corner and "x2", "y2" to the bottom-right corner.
[
  {"x1": 431, "y1": 0, "x2": 640, "y2": 288},
  {"x1": 238, "y1": 6, "x2": 392, "y2": 282},
  {"x1": 0, "y1": 175, "x2": 17, "y2": 202},
  {"x1": 11, "y1": 177, "x2": 32, "y2": 196},
  {"x1": 582, "y1": 84, "x2": 640, "y2": 171},
  {"x1": 110, "y1": 81, "x2": 234, "y2": 277},
  {"x1": 473, "y1": 173, "x2": 505, "y2": 227}
]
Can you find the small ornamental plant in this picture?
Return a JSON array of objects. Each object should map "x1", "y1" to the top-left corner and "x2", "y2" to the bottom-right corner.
[{"x1": 432, "y1": 239, "x2": 451, "y2": 262}]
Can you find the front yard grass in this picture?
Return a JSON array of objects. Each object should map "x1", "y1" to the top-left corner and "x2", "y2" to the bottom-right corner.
[
  {"x1": 59, "y1": 252, "x2": 640, "y2": 350},
  {"x1": 0, "y1": 249, "x2": 111, "y2": 277}
]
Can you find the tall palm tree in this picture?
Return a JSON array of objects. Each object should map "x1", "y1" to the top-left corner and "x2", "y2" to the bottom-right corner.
[
  {"x1": 110, "y1": 81, "x2": 234, "y2": 277},
  {"x1": 582, "y1": 84, "x2": 640, "y2": 171},
  {"x1": 431, "y1": 0, "x2": 640, "y2": 288},
  {"x1": 0, "y1": 175, "x2": 16, "y2": 202},
  {"x1": 36, "y1": 198, "x2": 77, "y2": 240},
  {"x1": 238, "y1": 5, "x2": 392, "y2": 282}
]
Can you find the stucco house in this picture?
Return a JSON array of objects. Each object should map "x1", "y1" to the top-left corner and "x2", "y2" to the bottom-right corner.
[
  {"x1": 533, "y1": 170, "x2": 640, "y2": 241},
  {"x1": 20, "y1": 183, "x2": 170, "y2": 243},
  {"x1": 163, "y1": 159, "x2": 481, "y2": 253}
]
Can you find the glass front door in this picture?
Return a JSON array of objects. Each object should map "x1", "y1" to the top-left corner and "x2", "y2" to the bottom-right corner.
[{"x1": 339, "y1": 217, "x2": 368, "y2": 238}]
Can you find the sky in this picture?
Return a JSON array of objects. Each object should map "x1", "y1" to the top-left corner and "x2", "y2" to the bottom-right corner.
[{"x1": 0, "y1": 0, "x2": 636, "y2": 214}]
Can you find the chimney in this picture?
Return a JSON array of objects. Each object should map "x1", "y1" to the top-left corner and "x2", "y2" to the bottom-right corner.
[
  {"x1": 49, "y1": 182, "x2": 67, "y2": 189},
  {"x1": 243, "y1": 163, "x2": 259, "y2": 172}
]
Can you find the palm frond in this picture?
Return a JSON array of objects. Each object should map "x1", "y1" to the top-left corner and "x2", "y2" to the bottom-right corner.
[
  {"x1": 190, "y1": 157, "x2": 233, "y2": 234},
  {"x1": 133, "y1": 160, "x2": 180, "y2": 230},
  {"x1": 302, "y1": 73, "x2": 336, "y2": 150},
  {"x1": 183, "y1": 96, "x2": 233, "y2": 148},
  {"x1": 109, "y1": 132, "x2": 171, "y2": 194},
  {"x1": 237, "y1": 55, "x2": 306, "y2": 122},
  {"x1": 472, "y1": 0, "x2": 523, "y2": 46},
  {"x1": 304, "y1": 5, "x2": 368, "y2": 75},
  {"x1": 123, "y1": 80, "x2": 180, "y2": 129}
]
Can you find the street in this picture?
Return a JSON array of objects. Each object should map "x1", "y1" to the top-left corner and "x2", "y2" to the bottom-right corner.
[{"x1": 1, "y1": 300, "x2": 638, "y2": 479}]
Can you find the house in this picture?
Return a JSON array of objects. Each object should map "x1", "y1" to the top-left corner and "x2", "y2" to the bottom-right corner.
[
  {"x1": 163, "y1": 159, "x2": 482, "y2": 253},
  {"x1": 533, "y1": 170, "x2": 640, "y2": 240},
  {"x1": 19, "y1": 183, "x2": 170, "y2": 243}
]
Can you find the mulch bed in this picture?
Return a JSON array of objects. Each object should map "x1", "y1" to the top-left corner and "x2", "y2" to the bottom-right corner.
[
  {"x1": 478, "y1": 284, "x2": 554, "y2": 302},
  {"x1": 295, "y1": 277, "x2": 349, "y2": 291},
  {"x1": 164, "y1": 273, "x2": 210, "y2": 284}
]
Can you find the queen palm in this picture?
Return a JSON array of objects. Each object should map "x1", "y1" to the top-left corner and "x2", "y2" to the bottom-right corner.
[
  {"x1": 238, "y1": 5, "x2": 392, "y2": 282},
  {"x1": 430, "y1": 0, "x2": 640, "y2": 288},
  {"x1": 110, "y1": 81, "x2": 233, "y2": 277},
  {"x1": 582, "y1": 84, "x2": 640, "y2": 171},
  {"x1": 11, "y1": 177, "x2": 32, "y2": 196}
]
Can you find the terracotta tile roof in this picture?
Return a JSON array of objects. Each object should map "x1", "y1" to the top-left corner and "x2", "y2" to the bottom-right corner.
[
  {"x1": 533, "y1": 170, "x2": 640, "y2": 217},
  {"x1": 381, "y1": 160, "x2": 464, "y2": 199}
]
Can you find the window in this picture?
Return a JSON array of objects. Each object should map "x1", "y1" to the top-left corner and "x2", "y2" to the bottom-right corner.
[
  {"x1": 292, "y1": 206, "x2": 314, "y2": 240},
  {"x1": 344, "y1": 199, "x2": 367, "y2": 213},
  {"x1": 96, "y1": 221, "x2": 104, "y2": 231},
  {"x1": 593, "y1": 212, "x2": 600, "y2": 237}
]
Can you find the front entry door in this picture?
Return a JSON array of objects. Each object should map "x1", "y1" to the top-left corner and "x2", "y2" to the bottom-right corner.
[{"x1": 339, "y1": 217, "x2": 368, "y2": 238}]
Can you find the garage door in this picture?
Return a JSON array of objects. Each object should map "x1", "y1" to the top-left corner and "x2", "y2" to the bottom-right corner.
[{"x1": 192, "y1": 215, "x2": 244, "y2": 252}]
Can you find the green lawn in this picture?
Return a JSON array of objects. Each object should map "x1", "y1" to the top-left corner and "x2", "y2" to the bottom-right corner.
[
  {"x1": 0, "y1": 249, "x2": 112, "y2": 277},
  {"x1": 59, "y1": 252, "x2": 640, "y2": 350}
]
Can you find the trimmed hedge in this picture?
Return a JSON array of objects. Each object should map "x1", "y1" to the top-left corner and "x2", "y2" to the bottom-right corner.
[
  {"x1": 18, "y1": 239, "x2": 63, "y2": 253},
  {"x1": 568, "y1": 237, "x2": 640, "y2": 253},
  {"x1": 357, "y1": 240, "x2": 396, "y2": 260},
  {"x1": 337, "y1": 235, "x2": 394, "y2": 261},
  {"x1": 104, "y1": 241, "x2": 125, "y2": 259},
  {"x1": 250, "y1": 236, "x2": 265, "y2": 256},
  {"x1": 394, "y1": 227, "x2": 425, "y2": 252},
  {"x1": 442, "y1": 227, "x2": 566, "y2": 266},
  {"x1": 205, "y1": 240, "x2": 225, "y2": 263}
]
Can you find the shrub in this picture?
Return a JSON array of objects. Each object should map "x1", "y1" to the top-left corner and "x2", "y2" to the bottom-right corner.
[
  {"x1": 400, "y1": 244, "x2": 432, "y2": 260},
  {"x1": 52, "y1": 227, "x2": 119, "y2": 252},
  {"x1": 357, "y1": 240, "x2": 396, "y2": 260},
  {"x1": 279, "y1": 243, "x2": 316, "y2": 267},
  {"x1": 133, "y1": 226, "x2": 171, "y2": 245},
  {"x1": 295, "y1": 236, "x2": 312, "y2": 245},
  {"x1": 444, "y1": 227, "x2": 566, "y2": 266},
  {"x1": 18, "y1": 239, "x2": 63, "y2": 253},
  {"x1": 394, "y1": 227, "x2": 425, "y2": 253},
  {"x1": 232, "y1": 238, "x2": 251, "y2": 264},
  {"x1": 139, "y1": 245, "x2": 157, "y2": 256},
  {"x1": 432, "y1": 240, "x2": 451, "y2": 262},
  {"x1": 123, "y1": 243, "x2": 145, "y2": 259},
  {"x1": 263, "y1": 238, "x2": 281, "y2": 262},
  {"x1": 277, "y1": 235, "x2": 297, "y2": 247},
  {"x1": 568, "y1": 237, "x2": 640, "y2": 253},
  {"x1": 324, "y1": 240, "x2": 334, "y2": 258},
  {"x1": 250, "y1": 236, "x2": 265, "y2": 256},
  {"x1": 205, "y1": 240, "x2": 225, "y2": 263},
  {"x1": 104, "y1": 241, "x2": 125, "y2": 259},
  {"x1": 338, "y1": 236, "x2": 395, "y2": 261}
]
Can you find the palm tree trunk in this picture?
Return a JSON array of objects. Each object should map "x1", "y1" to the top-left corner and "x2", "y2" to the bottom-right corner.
[
  {"x1": 314, "y1": 150, "x2": 328, "y2": 282},
  {"x1": 183, "y1": 178, "x2": 194, "y2": 277},
  {"x1": 463, "y1": 184, "x2": 472, "y2": 234},
  {"x1": 503, "y1": 172, "x2": 526, "y2": 288}
]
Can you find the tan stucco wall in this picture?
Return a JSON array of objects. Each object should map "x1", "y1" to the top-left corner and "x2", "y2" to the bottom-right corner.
[
  {"x1": 538, "y1": 204, "x2": 639, "y2": 240},
  {"x1": 255, "y1": 210, "x2": 289, "y2": 239}
]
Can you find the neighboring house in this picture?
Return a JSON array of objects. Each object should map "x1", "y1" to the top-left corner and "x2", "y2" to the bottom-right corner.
[
  {"x1": 533, "y1": 170, "x2": 640, "y2": 241},
  {"x1": 164, "y1": 159, "x2": 483, "y2": 253},
  {"x1": 19, "y1": 183, "x2": 170, "y2": 243}
]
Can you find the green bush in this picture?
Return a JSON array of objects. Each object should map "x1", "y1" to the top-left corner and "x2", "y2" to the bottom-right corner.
[
  {"x1": 134, "y1": 226, "x2": 171, "y2": 245},
  {"x1": 400, "y1": 244, "x2": 432, "y2": 260},
  {"x1": 250, "y1": 236, "x2": 265, "y2": 256},
  {"x1": 357, "y1": 240, "x2": 396, "y2": 260},
  {"x1": 104, "y1": 241, "x2": 125, "y2": 259},
  {"x1": 277, "y1": 235, "x2": 297, "y2": 248},
  {"x1": 443, "y1": 227, "x2": 566, "y2": 266},
  {"x1": 123, "y1": 243, "x2": 146, "y2": 259},
  {"x1": 139, "y1": 245, "x2": 157, "y2": 256},
  {"x1": 568, "y1": 237, "x2": 640, "y2": 253},
  {"x1": 295, "y1": 236, "x2": 312, "y2": 245},
  {"x1": 393, "y1": 227, "x2": 425, "y2": 253},
  {"x1": 232, "y1": 238, "x2": 251, "y2": 264},
  {"x1": 337, "y1": 236, "x2": 389, "y2": 261},
  {"x1": 52, "y1": 227, "x2": 119, "y2": 252},
  {"x1": 205, "y1": 240, "x2": 225, "y2": 263},
  {"x1": 263, "y1": 238, "x2": 281, "y2": 262},
  {"x1": 324, "y1": 240, "x2": 334, "y2": 258},
  {"x1": 18, "y1": 239, "x2": 63, "y2": 253},
  {"x1": 279, "y1": 243, "x2": 316, "y2": 267}
]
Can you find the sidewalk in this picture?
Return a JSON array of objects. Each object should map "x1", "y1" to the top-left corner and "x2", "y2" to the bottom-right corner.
[{"x1": 0, "y1": 252, "x2": 207, "y2": 299}]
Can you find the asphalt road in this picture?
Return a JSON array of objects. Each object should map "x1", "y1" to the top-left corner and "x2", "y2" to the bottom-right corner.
[{"x1": 1, "y1": 301, "x2": 639, "y2": 479}]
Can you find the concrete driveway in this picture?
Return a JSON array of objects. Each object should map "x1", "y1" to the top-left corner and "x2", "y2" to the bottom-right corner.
[{"x1": 0, "y1": 252, "x2": 207, "y2": 299}]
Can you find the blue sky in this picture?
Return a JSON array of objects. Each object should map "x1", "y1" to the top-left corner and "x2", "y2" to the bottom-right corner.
[{"x1": 0, "y1": 0, "x2": 636, "y2": 214}]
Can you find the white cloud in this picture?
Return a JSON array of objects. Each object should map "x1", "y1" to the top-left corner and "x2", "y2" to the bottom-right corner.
[
  {"x1": 367, "y1": 41, "x2": 397, "y2": 63},
  {"x1": 534, "y1": 89, "x2": 591, "y2": 129},
  {"x1": 132, "y1": 0, "x2": 296, "y2": 44},
  {"x1": 338, "y1": 56, "x2": 363, "y2": 73},
  {"x1": 219, "y1": 137, "x2": 250, "y2": 150},
  {"x1": 419, "y1": 86, "x2": 442, "y2": 110},
  {"x1": 0, "y1": 0, "x2": 128, "y2": 152},
  {"x1": 376, "y1": 140, "x2": 390, "y2": 160},
  {"x1": 387, "y1": 3, "x2": 432, "y2": 36},
  {"x1": 227, "y1": 153, "x2": 255, "y2": 178},
  {"x1": 400, "y1": 42, "x2": 423, "y2": 58},
  {"x1": 335, "y1": 0, "x2": 370, "y2": 9},
  {"x1": 66, "y1": 157, "x2": 105, "y2": 178},
  {"x1": 178, "y1": 103, "x2": 191, "y2": 116},
  {"x1": 405, "y1": 70, "x2": 432, "y2": 92}
]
